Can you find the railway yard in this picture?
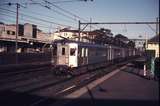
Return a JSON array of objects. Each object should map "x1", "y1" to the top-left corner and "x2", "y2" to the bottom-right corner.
[
  {"x1": 0, "y1": 58, "x2": 159, "y2": 106},
  {"x1": 0, "y1": 1, "x2": 159, "y2": 106}
]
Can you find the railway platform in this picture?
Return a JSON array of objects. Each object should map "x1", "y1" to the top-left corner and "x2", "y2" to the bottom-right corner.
[
  {"x1": 60, "y1": 64, "x2": 159, "y2": 106},
  {"x1": 0, "y1": 59, "x2": 158, "y2": 106}
]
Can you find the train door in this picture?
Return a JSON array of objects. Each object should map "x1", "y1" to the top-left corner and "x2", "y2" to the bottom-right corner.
[
  {"x1": 68, "y1": 43, "x2": 78, "y2": 67},
  {"x1": 57, "y1": 43, "x2": 69, "y2": 66}
]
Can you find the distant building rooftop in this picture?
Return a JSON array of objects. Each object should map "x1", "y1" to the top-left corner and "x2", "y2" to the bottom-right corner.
[
  {"x1": 148, "y1": 35, "x2": 159, "y2": 43},
  {"x1": 58, "y1": 28, "x2": 79, "y2": 33}
]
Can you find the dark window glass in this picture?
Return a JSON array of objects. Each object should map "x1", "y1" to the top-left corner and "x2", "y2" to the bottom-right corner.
[
  {"x1": 32, "y1": 25, "x2": 37, "y2": 38},
  {"x1": 18, "y1": 24, "x2": 24, "y2": 36},
  {"x1": 7, "y1": 30, "x2": 10, "y2": 34},
  {"x1": 12, "y1": 31, "x2": 15, "y2": 35},
  {"x1": 62, "y1": 48, "x2": 65, "y2": 55},
  {"x1": 53, "y1": 46, "x2": 57, "y2": 55},
  {"x1": 70, "y1": 48, "x2": 76, "y2": 56}
]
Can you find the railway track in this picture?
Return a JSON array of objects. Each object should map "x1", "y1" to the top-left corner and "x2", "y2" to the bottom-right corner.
[
  {"x1": 0, "y1": 69, "x2": 51, "y2": 84},
  {"x1": 0, "y1": 66, "x2": 51, "y2": 77},
  {"x1": 0, "y1": 58, "x2": 136, "y2": 106},
  {"x1": 26, "y1": 62, "x2": 128, "y2": 106},
  {"x1": 0, "y1": 66, "x2": 52, "y2": 83}
]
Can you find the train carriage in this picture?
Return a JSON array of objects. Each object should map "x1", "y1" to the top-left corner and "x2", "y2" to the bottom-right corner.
[
  {"x1": 54, "y1": 40, "x2": 108, "y2": 68},
  {"x1": 52, "y1": 39, "x2": 139, "y2": 74},
  {"x1": 56, "y1": 41, "x2": 78, "y2": 67}
]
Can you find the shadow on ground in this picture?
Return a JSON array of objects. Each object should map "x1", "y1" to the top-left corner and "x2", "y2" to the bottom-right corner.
[{"x1": 0, "y1": 90, "x2": 159, "y2": 106}]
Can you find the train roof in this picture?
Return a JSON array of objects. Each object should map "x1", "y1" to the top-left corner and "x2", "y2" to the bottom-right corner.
[{"x1": 52, "y1": 39, "x2": 107, "y2": 48}]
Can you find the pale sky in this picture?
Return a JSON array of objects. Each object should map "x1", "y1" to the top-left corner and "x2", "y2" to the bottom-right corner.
[{"x1": 0, "y1": 0, "x2": 159, "y2": 39}]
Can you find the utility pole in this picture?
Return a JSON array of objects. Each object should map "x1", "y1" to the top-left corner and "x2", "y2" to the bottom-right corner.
[
  {"x1": 90, "y1": 18, "x2": 93, "y2": 43},
  {"x1": 78, "y1": 20, "x2": 81, "y2": 42},
  {"x1": 15, "y1": 3, "x2": 20, "y2": 64},
  {"x1": 15, "y1": 3, "x2": 20, "y2": 53},
  {"x1": 156, "y1": 17, "x2": 159, "y2": 35},
  {"x1": 90, "y1": 18, "x2": 92, "y2": 32},
  {"x1": 145, "y1": 33, "x2": 148, "y2": 49}
]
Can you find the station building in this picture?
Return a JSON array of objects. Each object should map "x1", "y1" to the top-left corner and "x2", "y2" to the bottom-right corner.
[
  {"x1": 146, "y1": 35, "x2": 159, "y2": 58},
  {"x1": 146, "y1": 35, "x2": 159, "y2": 77},
  {"x1": 52, "y1": 28, "x2": 90, "y2": 42},
  {"x1": 0, "y1": 23, "x2": 52, "y2": 53}
]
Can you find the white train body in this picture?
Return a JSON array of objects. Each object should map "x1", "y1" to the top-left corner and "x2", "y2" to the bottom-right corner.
[
  {"x1": 56, "y1": 42, "x2": 78, "y2": 67},
  {"x1": 53, "y1": 40, "x2": 138, "y2": 68}
]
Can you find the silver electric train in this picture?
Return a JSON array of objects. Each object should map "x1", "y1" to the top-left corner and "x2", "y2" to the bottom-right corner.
[{"x1": 51, "y1": 40, "x2": 139, "y2": 74}]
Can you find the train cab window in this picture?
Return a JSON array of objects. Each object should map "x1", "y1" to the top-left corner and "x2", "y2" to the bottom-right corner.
[
  {"x1": 70, "y1": 48, "x2": 76, "y2": 56},
  {"x1": 7, "y1": 30, "x2": 10, "y2": 35},
  {"x1": 62, "y1": 47, "x2": 65, "y2": 55}
]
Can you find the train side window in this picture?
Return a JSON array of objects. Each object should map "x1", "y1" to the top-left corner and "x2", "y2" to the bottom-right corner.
[
  {"x1": 70, "y1": 48, "x2": 76, "y2": 56},
  {"x1": 85, "y1": 48, "x2": 88, "y2": 57},
  {"x1": 82, "y1": 48, "x2": 84, "y2": 57},
  {"x1": 62, "y1": 47, "x2": 65, "y2": 55}
]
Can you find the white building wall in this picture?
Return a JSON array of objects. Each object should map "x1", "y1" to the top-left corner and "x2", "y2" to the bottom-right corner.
[
  {"x1": 51, "y1": 31, "x2": 89, "y2": 42},
  {"x1": 147, "y1": 43, "x2": 159, "y2": 58},
  {"x1": 24, "y1": 23, "x2": 33, "y2": 38},
  {"x1": 0, "y1": 25, "x2": 17, "y2": 39}
]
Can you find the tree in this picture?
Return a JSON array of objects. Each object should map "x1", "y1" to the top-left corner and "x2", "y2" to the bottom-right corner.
[
  {"x1": 0, "y1": 22, "x2": 4, "y2": 24},
  {"x1": 127, "y1": 40, "x2": 135, "y2": 48},
  {"x1": 93, "y1": 28, "x2": 113, "y2": 44},
  {"x1": 115, "y1": 34, "x2": 128, "y2": 40}
]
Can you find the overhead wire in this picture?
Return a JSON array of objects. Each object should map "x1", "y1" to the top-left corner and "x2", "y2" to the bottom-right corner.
[
  {"x1": 30, "y1": 0, "x2": 100, "y2": 30},
  {"x1": 0, "y1": 2, "x2": 77, "y2": 28},
  {"x1": 10, "y1": 5, "x2": 76, "y2": 24},
  {"x1": 42, "y1": 0, "x2": 88, "y2": 22},
  {"x1": 146, "y1": 24, "x2": 156, "y2": 33},
  {"x1": 46, "y1": 0, "x2": 85, "y2": 4},
  {"x1": 1, "y1": 0, "x2": 100, "y2": 30},
  {"x1": 0, "y1": 12, "x2": 59, "y2": 31},
  {"x1": 30, "y1": 0, "x2": 78, "y2": 22},
  {"x1": 42, "y1": 0, "x2": 101, "y2": 30},
  {"x1": 0, "y1": 7, "x2": 76, "y2": 29},
  {"x1": 0, "y1": 5, "x2": 76, "y2": 32},
  {"x1": 1, "y1": 0, "x2": 102, "y2": 33}
]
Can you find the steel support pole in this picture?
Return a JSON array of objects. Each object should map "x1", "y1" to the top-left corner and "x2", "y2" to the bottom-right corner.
[
  {"x1": 15, "y1": 3, "x2": 19, "y2": 64},
  {"x1": 156, "y1": 17, "x2": 159, "y2": 35},
  {"x1": 78, "y1": 20, "x2": 81, "y2": 42},
  {"x1": 15, "y1": 3, "x2": 19, "y2": 53}
]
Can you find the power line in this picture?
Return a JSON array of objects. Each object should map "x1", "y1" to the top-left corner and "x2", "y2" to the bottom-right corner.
[
  {"x1": 146, "y1": 24, "x2": 156, "y2": 33},
  {"x1": 80, "y1": 22, "x2": 158, "y2": 24},
  {"x1": 44, "y1": 0, "x2": 89, "y2": 4},
  {"x1": 41, "y1": 0, "x2": 101, "y2": 29},
  {"x1": 0, "y1": 7, "x2": 76, "y2": 28},
  {"x1": 3, "y1": 0, "x2": 84, "y2": 22},
  {"x1": 0, "y1": 17, "x2": 16, "y2": 23},
  {"x1": 31, "y1": 0, "x2": 98, "y2": 30},
  {"x1": 1, "y1": 1, "x2": 100, "y2": 30},
  {"x1": 10, "y1": 5, "x2": 76, "y2": 24},
  {"x1": 30, "y1": 0, "x2": 78, "y2": 21},
  {"x1": 43, "y1": 0, "x2": 88, "y2": 22},
  {"x1": 0, "y1": 12, "x2": 60, "y2": 32},
  {"x1": 0, "y1": 18, "x2": 58, "y2": 35},
  {"x1": 0, "y1": 2, "x2": 78, "y2": 29}
]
